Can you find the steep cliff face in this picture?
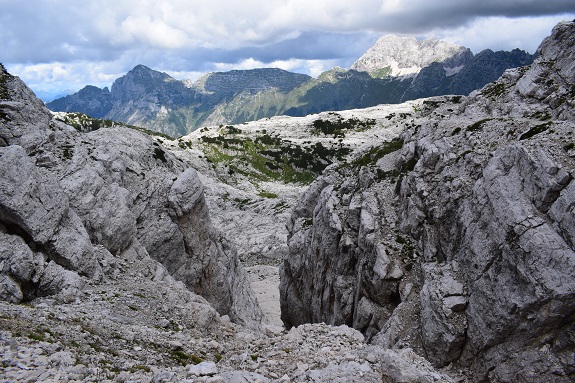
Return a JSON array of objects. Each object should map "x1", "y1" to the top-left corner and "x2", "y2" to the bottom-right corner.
[
  {"x1": 194, "y1": 68, "x2": 311, "y2": 96},
  {"x1": 0, "y1": 66, "x2": 263, "y2": 328},
  {"x1": 281, "y1": 20, "x2": 575, "y2": 382}
]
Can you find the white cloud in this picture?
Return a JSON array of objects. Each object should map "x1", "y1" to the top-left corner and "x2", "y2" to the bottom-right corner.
[
  {"x1": 6, "y1": 61, "x2": 124, "y2": 95},
  {"x1": 432, "y1": 15, "x2": 573, "y2": 53},
  {"x1": 1, "y1": 0, "x2": 574, "y2": 96},
  {"x1": 211, "y1": 57, "x2": 343, "y2": 78}
]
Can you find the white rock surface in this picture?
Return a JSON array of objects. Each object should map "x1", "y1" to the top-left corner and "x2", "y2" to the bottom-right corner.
[{"x1": 351, "y1": 34, "x2": 472, "y2": 77}]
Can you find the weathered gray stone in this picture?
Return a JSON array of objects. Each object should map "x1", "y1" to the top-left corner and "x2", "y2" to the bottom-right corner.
[
  {"x1": 281, "y1": 20, "x2": 575, "y2": 382},
  {"x1": 0, "y1": 66, "x2": 263, "y2": 328},
  {"x1": 0, "y1": 274, "x2": 23, "y2": 303},
  {"x1": 188, "y1": 361, "x2": 218, "y2": 376}
]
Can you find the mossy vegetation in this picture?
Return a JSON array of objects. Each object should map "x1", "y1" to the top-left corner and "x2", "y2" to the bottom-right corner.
[
  {"x1": 369, "y1": 66, "x2": 392, "y2": 79},
  {"x1": 0, "y1": 63, "x2": 14, "y2": 100},
  {"x1": 258, "y1": 191, "x2": 278, "y2": 199},
  {"x1": 199, "y1": 130, "x2": 352, "y2": 185},
  {"x1": 481, "y1": 82, "x2": 507, "y2": 98},
  {"x1": 170, "y1": 350, "x2": 203, "y2": 366},
  {"x1": 27, "y1": 331, "x2": 46, "y2": 342},
  {"x1": 519, "y1": 122, "x2": 552, "y2": 140},
  {"x1": 153, "y1": 146, "x2": 168, "y2": 163},
  {"x1": 351, "y1": 138, "x2": 404, "y2": 168},
  {"x1": 455, "y1": 150, "x2": 473, "y2": 163},
  {"x1": 466, "y1": 118, "x2": 492, "y2": 132},
  {"x1": 129, "y1": 365, "x2": 151, "y2": 373},
  {"x1": 311, "y1": 116, "x2": 376, "y2": 138},
  {"x1": 530, "y1": 111, "x2": 552, "y2": 121}
]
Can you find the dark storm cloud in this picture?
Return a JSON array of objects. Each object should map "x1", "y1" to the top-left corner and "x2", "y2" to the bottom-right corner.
[
  {"x1": 366, "y1": 0, "x2": 575, "y2": 33},
  {"x1": 171, "y1": 31, "x2": 379, "y2": 71}
]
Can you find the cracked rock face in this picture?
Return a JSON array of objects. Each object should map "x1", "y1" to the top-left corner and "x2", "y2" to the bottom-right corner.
[
  {"x1": 0, "y1": 66, "x2": 262, "y2": 329},
  {"x1": 281, "y1": 20, "x2": 575, "y2": 381}
]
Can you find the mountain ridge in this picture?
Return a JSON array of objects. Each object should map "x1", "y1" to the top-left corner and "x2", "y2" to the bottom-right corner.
[{"x1": 47, "y1": 36, "x2": 533, "y2": 137}]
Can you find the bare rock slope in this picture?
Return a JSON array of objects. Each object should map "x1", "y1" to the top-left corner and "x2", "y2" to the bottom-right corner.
[
  {"x1": 0, "y1": 64, "x2": 262, "y2": 329},
  {"x1": 281, "y1": 20, "x2": 575, "y2": 382}
]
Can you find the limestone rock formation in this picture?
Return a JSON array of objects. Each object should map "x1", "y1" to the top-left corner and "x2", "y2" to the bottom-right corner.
[
  {"x1": 351, "y1": 34, "x2": 473, "y2": 77},
  {"x1": 0, "y1": 64, "x2": 263, "y2": 328},
  {"x1": 281, "y1": 20, "x2": 575, "y2": 382}
]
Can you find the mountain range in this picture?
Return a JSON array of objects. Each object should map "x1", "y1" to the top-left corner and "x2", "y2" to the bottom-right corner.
[
  {"x1": 47, "y1": 35, "x2": 533, "y2": 137},
  {"x1": 1, "y1": 20, "x2": 575, "y2": 382}
]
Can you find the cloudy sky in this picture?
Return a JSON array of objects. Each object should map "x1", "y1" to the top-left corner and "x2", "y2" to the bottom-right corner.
[{"x1": 2, "y1": 0, "x2": 575, "y2": 100}]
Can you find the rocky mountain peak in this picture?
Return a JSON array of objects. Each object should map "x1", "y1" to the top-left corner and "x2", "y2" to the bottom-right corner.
[
  {"x1": 126, "y1": 64, "x2": 172, "y2": 80},
  {"x1": 194, "y1": 68, "x2": 311, "y2": 95},
  {"x1": 351, "y1": 34, "x2": 473, "y2": 77},
  {"x1": 110, "y1": 64, "x2": 177, "y2": 100},
  {"x1": 46, "y1": 85, "x2": 112, "y2": 119}
]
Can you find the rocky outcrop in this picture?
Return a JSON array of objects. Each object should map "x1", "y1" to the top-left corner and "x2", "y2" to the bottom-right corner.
[
  {"x1": 467, "y1": 20, "x2": 575, "y2": 121},
  {"x1": 0, "y1": 65, "x2": 263, "y2": 328},
  {"x1": 281, "y1": 20, "x2": 575, "y2": 381}
]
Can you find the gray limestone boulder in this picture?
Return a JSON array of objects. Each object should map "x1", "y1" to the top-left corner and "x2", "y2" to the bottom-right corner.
[{"x1": 0, "y1": 145, "x2": 104, "y2": 281}]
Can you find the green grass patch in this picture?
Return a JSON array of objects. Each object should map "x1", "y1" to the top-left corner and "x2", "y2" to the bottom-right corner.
[
  {"x1": 258, "y1": 191, "x2": 278, "y2": 199},
  {"x1": 481, "y1": 82, "x2": 506, "y2": 98},
  {"x1": 201, "y1": 132, "x2": 350, "y2": 185},
  {"x1": 130, "y1": 365, "x2": 151, "y2": 373},
  {"x1": 27, "y1": 332, "x2": 45, "y2": 342},
  {"x1": 312, "y1": 116, "x2": 376, "y2": 137},
  {"x1": 466, "y1": 118, "x2": 492, "y2": 132},
  {"x1": 352, "y1": 138, "x2": 403, "y2": 168}
]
